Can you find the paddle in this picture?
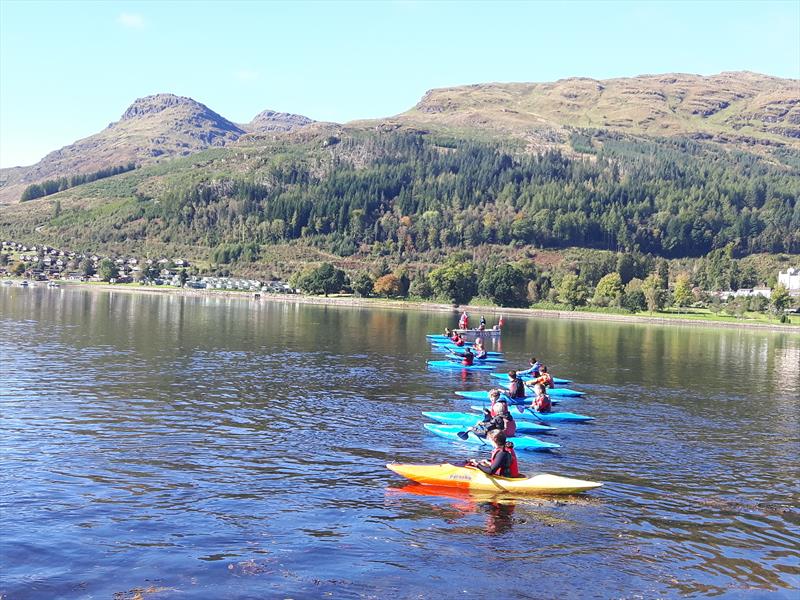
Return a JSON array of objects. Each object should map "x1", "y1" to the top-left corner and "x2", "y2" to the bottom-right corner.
[{"x1": 457, "y1": 425, "x2": 489, "y2": 445}]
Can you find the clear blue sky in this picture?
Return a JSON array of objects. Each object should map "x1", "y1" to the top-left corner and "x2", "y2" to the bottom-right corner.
[{"x1": 1, "y1": 0, "x2": 798, "y2": 168}]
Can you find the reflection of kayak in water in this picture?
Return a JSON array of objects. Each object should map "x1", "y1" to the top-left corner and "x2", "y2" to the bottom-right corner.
[
  {"x1": 389, "y1": 483, "x2": 517, "y2": 535},
  {"x1": 390, "y1": 483, "x2": 518, "y2": 505},
  {"x1": 387, "y1": 463, "x2": 602, "y2": 494}
]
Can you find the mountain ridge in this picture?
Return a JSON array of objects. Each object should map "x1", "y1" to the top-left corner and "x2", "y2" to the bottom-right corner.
[
  {"x1": 1, "y1": 71, "x2": 797, "y2": 205},
  {"x1": 383, "y1": 70, "x2": 799, "y2": 150}
]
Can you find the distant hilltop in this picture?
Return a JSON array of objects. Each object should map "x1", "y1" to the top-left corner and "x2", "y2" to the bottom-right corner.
[
  {"x1": 0, "y1": 94, "x2": 315, "y2": 204},
  {"x1": 1, "y1": 70, "x2": 798, "y2": 204}
]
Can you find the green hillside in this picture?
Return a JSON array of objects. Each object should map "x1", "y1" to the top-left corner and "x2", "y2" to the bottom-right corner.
[
  {"x1": 1, "y1": 127, "x2": 798, "y2": 266},
  {"x1": 1, "y1": 72, "x2": 798, "y2": 299}
]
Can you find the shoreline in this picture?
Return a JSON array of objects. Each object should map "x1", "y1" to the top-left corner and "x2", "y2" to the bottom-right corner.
[{"x1": 7, "y1": 280, "x2": 799, "y2": 333}]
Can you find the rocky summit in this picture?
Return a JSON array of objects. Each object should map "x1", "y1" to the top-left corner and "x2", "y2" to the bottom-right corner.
[{"x1": 245, "y1": 109, "x2": 315, "y2": 133}]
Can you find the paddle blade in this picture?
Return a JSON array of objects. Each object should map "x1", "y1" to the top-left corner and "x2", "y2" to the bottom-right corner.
[{"x1": 457, "y1": 430, "x2": 469, "y2": 440}]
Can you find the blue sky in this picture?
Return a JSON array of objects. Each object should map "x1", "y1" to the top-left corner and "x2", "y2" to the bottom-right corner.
[{"x1": 1, "y1": 0, "x2": 798, "y2": 168}]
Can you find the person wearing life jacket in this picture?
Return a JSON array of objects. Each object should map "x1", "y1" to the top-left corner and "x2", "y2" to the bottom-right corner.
[
  {"x1": 449, "y1": 346, "x2": 474, "y2": 366},
  {"x1": 459, "y1": 311, "x2": 469, "y2": 330},
  {"x1": 453, "y1": 334, "x2": 466, "y2": 347},
  {"x1": 517, "y1": 357, "x2": 541, "y2": 377},
  {"x1": 466, "y1": 430, "x2": 521, "y2": 478},
  {"x1": 530, "y1": 383, "x2": 552, "y2": 413},
  {"x1": 482, "y1": 397, "x2": 517, "y2": 437},
  {"x1": 526, "y1": 365, "x2": 554, "y2": 390},
  {"x1": 506, "y1": 370, "x2": 528, "y2": 400}
]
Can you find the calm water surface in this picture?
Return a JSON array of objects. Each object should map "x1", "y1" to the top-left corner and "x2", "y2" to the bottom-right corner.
[{"x1": 1, "y1": 287, "x2": 798, "y2": 599}]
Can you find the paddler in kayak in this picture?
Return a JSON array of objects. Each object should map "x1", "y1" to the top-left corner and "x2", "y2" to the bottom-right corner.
[
  {"x1": 448, "y1": 345, "x2": 474, "y2": 366},
  {"x1": 505, "y1": 370, "x2": 528, "y2": 401},
  {"x1": 480, "y1": 394, "x2": 517, "y2": 437},
  {"x1": 529, "y1": 383, "x2": 552, "y2": 413},
  {"x1": 516, "y1": 357, "x2": 541, "y2": 377},
  {"x1": 525, "y1": 365, "x2": 554, "y2": 390},
  {"x1": 451, "y1": 333, "x2": 466, "y2": 348},
  {"x1": 472, "y1": 338, "x2": 488, "y2": 360},
  {"x1": 465, "y1": 430, "x2": 521, "y2": 478}
]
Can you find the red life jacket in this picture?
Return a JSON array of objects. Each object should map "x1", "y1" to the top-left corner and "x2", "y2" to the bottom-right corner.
[
  {"x1": 490, "y1": 443, "x2": 520, "y2": 477},
  {"x1": 454, "y1": 337, "x2": 465, "y2": 347},
  {"x1": 462, "y1": 352, "x2": 474, "y2": 366},
  {"x1": 533, "y1": 393, "x2": 552, "y2": 413}
]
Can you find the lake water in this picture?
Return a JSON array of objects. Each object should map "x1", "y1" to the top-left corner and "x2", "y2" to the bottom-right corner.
[{"x1": 1, "y1": 286, "x2": 798, "y2": 599}]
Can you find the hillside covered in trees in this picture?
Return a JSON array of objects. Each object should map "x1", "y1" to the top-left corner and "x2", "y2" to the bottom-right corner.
[{"x1": 5, "y1": 129, "x2": 796, "y2": 258}]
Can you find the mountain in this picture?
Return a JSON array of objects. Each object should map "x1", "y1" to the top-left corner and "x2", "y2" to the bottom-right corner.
[
  {"x1": 374, "y1": 71, "x2": 799, "y2": 151},
  {"x1": 3, "y1": 72, "x2": 797, "y2": 205},
  {"x1": 244, "y1": 109, "x2": 315, "y2": 133},
  {"x1": 0, "y1": 71, "x2": 797, "y2": 277},
  {"x1": 0, "y1": 95, "x2": 318, "y2": 204},
  {"x1": 0, "y1": 94, "x2": 246, "y2": 204}
]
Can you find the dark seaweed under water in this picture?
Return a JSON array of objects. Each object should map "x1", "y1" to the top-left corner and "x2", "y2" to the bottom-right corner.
[{"x1": 1, "y1": 286, "x2": 798, "y2": 599}]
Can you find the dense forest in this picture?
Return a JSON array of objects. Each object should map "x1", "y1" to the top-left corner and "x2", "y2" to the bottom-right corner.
[
  {"x1": 2, "y1": 130, "x2": 798, "y2": 314},
  {"x1": 121, "y1": 133, "x2": 799, "y2": 261},
  {"x1": 20, "y1": 162, "x2": 137, "y2": 201}
]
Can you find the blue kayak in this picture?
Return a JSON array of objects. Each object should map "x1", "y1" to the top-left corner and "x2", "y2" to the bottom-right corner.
[
  {"x1": 422, "y1": 411, "x2": 556, "y2": 434},
  {"x1": 427, "y1": 360, "x2": 495, "y2": 371},
  {"x1": 444, "y1": 355, "x2": 505, "y2": 364},
  {"x1": 433, "y1": 344, "x2": 503, "y2": 357},
  {"x1": 456, "y1": 387, "x2": 584, "y2": 399},
  {"x1": 424, "y1": 424, "x2": 560, "y2": 451},
  {"x1": 455, "y1": 392, "x2": 560, "y2": 406},
  {"x1": 469, "y1": 405, "x2": 594, "y2": 423},
  {"x1": 491, "y1": 372, "x2": 573, "y2": 385}
]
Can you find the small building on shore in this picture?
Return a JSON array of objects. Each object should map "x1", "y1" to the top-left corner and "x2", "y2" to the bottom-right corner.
[{"x1": 778, "y1": 268, "x2": 800, "y2": 295}]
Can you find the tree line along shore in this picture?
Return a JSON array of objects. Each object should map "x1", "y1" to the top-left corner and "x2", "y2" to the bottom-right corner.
[{"x1": 2, "y1": 239, "x2": 799, "y2": 327}]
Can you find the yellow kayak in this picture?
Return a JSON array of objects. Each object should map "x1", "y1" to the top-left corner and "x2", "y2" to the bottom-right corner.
[{"x1": 386, "y1": 463, "x2": 602, "y2": 495}]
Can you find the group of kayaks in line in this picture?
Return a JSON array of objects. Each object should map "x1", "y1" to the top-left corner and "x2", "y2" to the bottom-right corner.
[{"x1": 386, "y1": 320, "x2": 603, "y2": 495}]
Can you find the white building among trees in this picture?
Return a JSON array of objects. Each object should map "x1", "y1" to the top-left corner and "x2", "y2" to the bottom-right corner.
[{"x1": 778, "y1": 268, "x2": 800, "y2": 294}]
